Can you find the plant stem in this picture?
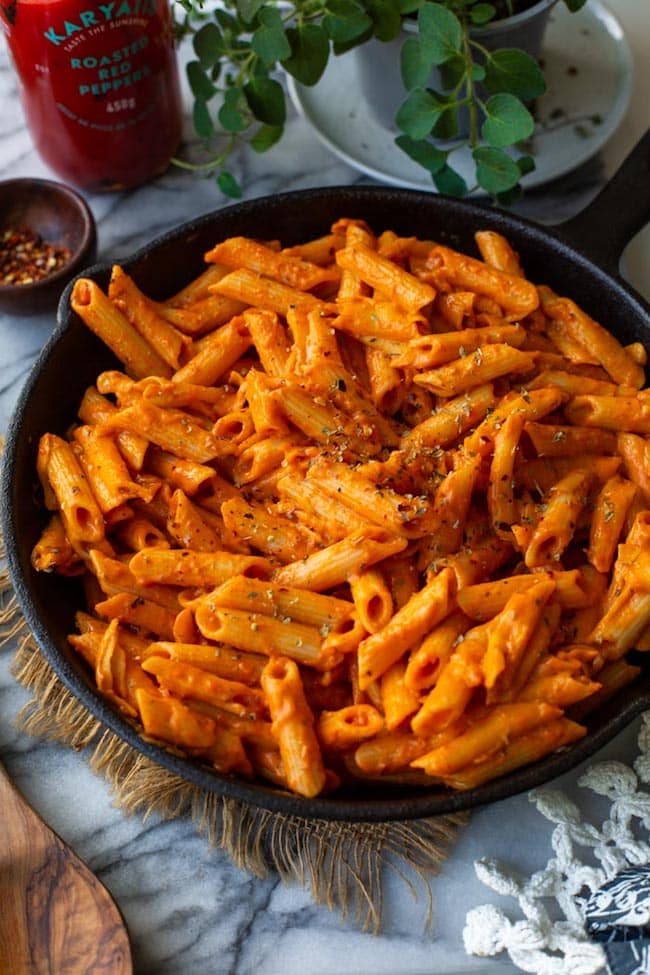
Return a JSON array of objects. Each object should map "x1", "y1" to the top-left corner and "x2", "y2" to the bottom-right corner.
[{"x1": 460, "y1": 14, "x2": 479, "y2": 148}]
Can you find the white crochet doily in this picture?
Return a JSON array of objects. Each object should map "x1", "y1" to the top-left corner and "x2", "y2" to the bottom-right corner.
[{"x1": 463, "y1": 713, "x2": 650, "y2": 975}]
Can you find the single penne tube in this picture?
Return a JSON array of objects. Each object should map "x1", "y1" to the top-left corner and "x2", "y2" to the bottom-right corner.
[
  {"x1": 317, "y1": 704, "x2": 384, "y2": 750},
  {"x1": 474, "y1": 230, "x2": 523, "y2": 276},
  {"x1": 39, "y1": 433, "x2": 105, "y2": 547},
  {"x1": 524, "y1": 469, "x2": 595, "y2": 568},
  {"x1": 194, "y1": 605, "x2": 334, "y2": 670},
  {"x1": 142, "y1": 655, "x2": 266, "y2": 719},
  {"x1": 334, "y1": 296, "x2": 422, "y2": 342},
  {"x1": 480, "y1": 578, "x2": 556, "y2": 692},
  {"x1": 278, "y1": 385, "x2": 380, "y2": 456},
  {"x1": 588, "y1": 475, "x2": 637, "y2": 573},
  {"x1": 457, "y1": 568, "x2": 591, "y2": 621},
  {"x1": 435, "y1": 290, "x2": 475, "y2": 329},
  {"x1": 73, "y1": 425, "x2": 156, "y2": 514},
  {"x1": 517, "y1": 672, "x2": 601, "y2": 708},
  {"x1": 502, "y1": 601, "x2": 562, "y2": 703},
  {"x1": 525, "y1": 422, "x2": 618, "y2": 458},
  {"x1": 205, "y1": 235, "x2": 338, "y2": 291},
  {"x1": 172, "y1": 315, "x2": 252, "y2": 386},
  {"x1": 417, "y1": 460, "x2": 478, "y2": 564},
  {"x1": 349, "y1": 569, "x2": 393, "y2": 634},
  {"x1": 144, "y1": 641, "x2": 266, "y2": 685},
  {"x1": 277, "y1": 471, "x2": 378, "y2": 542},
  {"x1": 527, "y1": 369, "x2": 619, "y2": 397},
  {"x1": 539, "y1": 287, "x2": 644, "y2": 388},
  {"x1": 404, "y1": 610, "x2": 469, "y2": 691},
  {"x1": 211, "y1": 267, "x2": 327, "y2": 316},
  {"x1": 166, "y1": 489, "x2": 222, "y2": 552},
  {"x1": 95, "y1": 592, "x2": 177, "y2": 640},
  {"x1": 135, "y1": 687, "x2": 220, "y2": 751},
  {"x1": 380, "y1": 659, "x2": 420, "y2": 730},
  {"x1": 31, "y1": 513, "x2": 81, "y2": 574},
  {"x1": 442, "y1": 719, "x2": 586, "y2": 790},
  {"x1": 352, "y1": 722, "x2": 464, "y2": 775},
  {"x1": 261, "y1": 657, "x2": 327, "y2": 798},
  {"x1": 488, "y1": 411, "x2": 524, "y2": 539},
  {"x1": 108, "y1": 265, "x2": 190, "y2": 370},
  {"x1": 412, "y1": 701, "x2": 561, "y2": 776},
  {"x1": 164, "y1": 262, "x2": 231, "y2": 307},
  {"x1": 146, "y1": 449, "x2": 216, "y2": 497},
  {"x1": 78, "y1": 386, "x2": 149, "y2": 470},
  {"x1": 205, "y1": 576, "x2": 353, "y2": 630},
  {"x1": 394, "y1": 323, "x2": 526, "y2": 369},
  {"x1": 273, "y1": 529, "x2": 407, "y2": 592},
  {"x1": 414, "y1": 344, "x2": 536, "y2": 398},
  {"x1": 282, "y1": 231, "x2": 345, "y2": 266},
  {"x1": 617, "y1": 433, "x2": 650, "y2": 504},
  {"x1": 410, "y1": 624, "x2": 490, "y2": 736},
  {"x1": 305, "y1": 457, "x2": 425, "y2": 536},
  {"x1": 336, "y1": 244, "x2": 436, "y2": 311},
  {"x1": 71, "y1": 278, "x2": 172, "y2": 380},
  {"x1": 357, "y1": 567, "x2": 456, "y2": 689},
  {"x1": 221, "y1": 496, "x2": 315, "y2": 563},
  {"x1": 137, "y1": 376, "x2": 235, "y2": 417},
  {"x1": 564, "y1": 395, "x2": 650, "y2": 434},
  {"x1": 129, "y1": 548, "x2": 270, "y2": 587},
  {"x1": 461, "y1": 387, "x2": 566, "y2": 459},
  {"x1": 89, "y1": 549, "x2": 180, "y2": 611},
  {"x1": 244, "y1": 308, "x2": 291, "y2": 377},
  {"x1": 364, "y1": 345, "x2": 404, "y2": 413},
  {"x1": 231, "y1": 434, "x2": 306, "y2": 486},
  {"x1": 161, "y1": 294, "x2": 247, "y2": 337},
  {"x1": 431, "y1": 533, "x2": 513, "y2": 589},
  {"x1": 400, "y1": 383, "x2": 495, "y2": 453},
  {"x1": 100, "y1": 401, "x2": 218, "y2": 464},
  {"x1": 515, "y1": 455, "x2": 621, "y2": 495},
  {"x1": 425, "y1": 244, "x2": 539, "y2": 318}
]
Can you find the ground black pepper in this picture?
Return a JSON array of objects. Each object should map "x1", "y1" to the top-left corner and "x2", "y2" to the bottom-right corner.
[{"x1": 0, "y1": 226, "x2": 71, "y2": 286}]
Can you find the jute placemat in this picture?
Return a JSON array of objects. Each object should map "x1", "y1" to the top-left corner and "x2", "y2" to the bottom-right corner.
[{"x1": 0, "y1": 526, "x2": 467, "y2": 933}]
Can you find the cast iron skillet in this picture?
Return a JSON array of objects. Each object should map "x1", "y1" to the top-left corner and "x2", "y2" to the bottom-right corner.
[{"x1": 3, "y1": 133, "x2": 650, "y2": 822}]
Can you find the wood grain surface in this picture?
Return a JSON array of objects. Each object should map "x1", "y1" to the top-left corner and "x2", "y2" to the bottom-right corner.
[{"x1": 0, "y1": 763, "x2": 132, "y2": 974}]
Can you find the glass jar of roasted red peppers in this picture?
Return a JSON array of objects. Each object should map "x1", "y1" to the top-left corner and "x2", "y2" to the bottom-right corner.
[{"x1": 0, "y1": 0, "x2": 183, "y2": 191}]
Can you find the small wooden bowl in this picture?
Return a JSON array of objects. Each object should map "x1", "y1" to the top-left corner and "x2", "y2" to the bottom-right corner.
[{"x1": 0, "y1": 178, "x2": 97, "y2": 317}]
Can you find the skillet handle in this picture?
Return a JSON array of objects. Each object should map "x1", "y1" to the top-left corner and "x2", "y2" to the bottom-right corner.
[{"x1": 553, "y1": 129, "x2": 650, "y2": 276}]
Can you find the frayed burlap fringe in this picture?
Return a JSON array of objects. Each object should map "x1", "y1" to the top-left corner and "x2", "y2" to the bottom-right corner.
[{"x1": 0, "y1": 556, "x2": 467, "y2": 933}]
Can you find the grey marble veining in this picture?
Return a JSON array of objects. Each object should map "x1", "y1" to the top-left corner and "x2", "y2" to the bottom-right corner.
[{"x1": 1, "y1": 5, "x2": 649, "y2": 972}]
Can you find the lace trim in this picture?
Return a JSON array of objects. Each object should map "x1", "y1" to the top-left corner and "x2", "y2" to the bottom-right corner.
[{"x1": 464, "y1": 714, "x2": 650, "y2": 975}]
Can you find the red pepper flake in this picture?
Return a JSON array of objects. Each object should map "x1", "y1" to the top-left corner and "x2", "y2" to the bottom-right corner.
[{"x1": 0, "y1": 226, "x2": 71, "y2": 286}]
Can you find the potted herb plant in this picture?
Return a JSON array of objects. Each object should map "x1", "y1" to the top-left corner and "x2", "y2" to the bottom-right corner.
[{"x1": 173, "y1": 0, "x2": 588, "y2": 201}]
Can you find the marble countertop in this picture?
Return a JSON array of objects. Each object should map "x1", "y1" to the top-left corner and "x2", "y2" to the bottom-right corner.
[{"x1": 1, "y1": 3, "x2": 649, "y2": 973}]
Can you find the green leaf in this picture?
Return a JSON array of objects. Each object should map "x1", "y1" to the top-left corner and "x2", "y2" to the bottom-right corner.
[
  {"x1": 516, "y1": 154, "x2": 536, "y2": 176},
  {"x1": 563, "y1": 0, "x2": 588, "y2": 10},
  {"x1": 366, "y1": 0, "x2": 403, "y2": 41},
  {"x1": 193, "y1": 98, "x2": 214, "y2": 139},
  {"x1": 323, "y1": 11, "x2": 373, "y2": 46},
  {"x1": 250, "y1": 123, "x2": 283, "y2": 152},
  {"x1": 244, "y1": 76, "x2": 286, "y2": 125},
  {"x1": 236, "y1": 0, "x2": 264, "y2": 24},
  {"x1": 186, "y1": 60, "x2": 216, "y2": 101},
  {"x1": 251, "y1": 6, "x2": 291, "y2": 66},
  {"x1": 431, "y1": 106, "x2": 459, "y2": 140},
  {"x1": 400, "y1": 37, "x2": 431, "y2": 91},
  {"x1": 218, "y1": 87, "x2": 247, "y2": 132},
  {"x1": 218, "y1": 170, "x2": 242, "y2": 199},
  {"x1": 396, "y1": 0, "x2": 423, "y2": 13},
  {"x1": 395, "y1": 88, "x2": 444, "y2": 139},
  {"x1": 214, "y1": 9, "x2": 237, "y2": 32},
  {"x1": 473, "y1": 146, "x2": 521, "y2": 193},
  {"x1": 481, "y1": 93, "x2": 534, "y2": 148},
  {"x1": 395, "y1": 134, "x2": 447, "y2": 174},
  {"x1": 470, "y1": 62, "x2": 486, "y2": 82},
  {"x1": 432, "y1": 164, "x2": 467, "y2": 197},
  {"x1": 495, "y1": 184, "x2": 523, "y2": 206},
  {"x1": 470, "y1": 3, "x2": 496, "y2": 25},
  {"x1": 193, "y1": 23, "x2": 224, "y2": 68},
  {"x1": 484, "y1": 49, "x2": 546, "y2": 101},
  {"x1": 418, "y1": 4, "x2": 463, "y2": 65},
  {"x1": 438, "y1": 53, "x2": 466, "y2": 90},
  {"x1": 282, "y1": 24, "x2": 330, "y2": 86}
]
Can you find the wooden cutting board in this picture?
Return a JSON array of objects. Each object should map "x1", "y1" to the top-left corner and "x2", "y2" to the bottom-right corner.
[{"x1": 0, "y1": 762, "x2": 132, "y2": 974}]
